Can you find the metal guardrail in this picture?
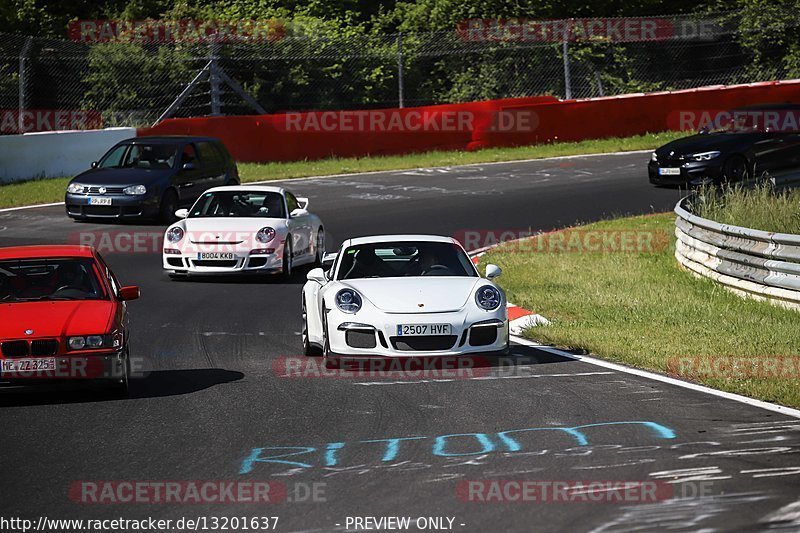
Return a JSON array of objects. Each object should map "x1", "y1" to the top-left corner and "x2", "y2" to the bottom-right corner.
[{"x1": 674, "y1": 195, "x2": 800, "y2": 310}]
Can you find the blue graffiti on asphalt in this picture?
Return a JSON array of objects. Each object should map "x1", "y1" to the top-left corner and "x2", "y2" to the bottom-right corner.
[{"x1": 239, "y1": 421, "x2": 676, "y2": 474}]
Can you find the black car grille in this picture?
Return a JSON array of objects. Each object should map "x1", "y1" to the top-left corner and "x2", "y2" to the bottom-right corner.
[
  {"x1": 193, "y1": 260, "x2": 237, "y2": 267},
  {"x1": 86, "y1": 186, "x2": 125, "y2": 194},
  {"x1": 1, "y1": 341, "x2": 29, "y2": 357},
  {"x1": 30, "y1": 340, "x2": 59, "y2": 356},
  {"x1": 390, "y1": 335, "x2": 458, "y2": 352},
  {"x1": 82, "y1": 206, "x2": 121, "y2": 216}
]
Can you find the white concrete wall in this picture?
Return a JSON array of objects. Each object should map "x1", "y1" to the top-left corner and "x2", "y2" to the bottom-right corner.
[{"x1": 0, "y1": 127, "x2": 137, "y2": 183}]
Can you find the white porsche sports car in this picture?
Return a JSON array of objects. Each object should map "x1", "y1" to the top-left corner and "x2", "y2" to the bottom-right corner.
[
  {"x1": 301, "y1": 235, "x2": 509, "y2": 358},
  {"x1": 162, "y1": 185, "x2": 324, "y2": 278}
]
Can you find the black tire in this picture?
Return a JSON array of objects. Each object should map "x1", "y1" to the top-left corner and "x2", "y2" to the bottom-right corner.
[
  {"x1": 302, "y1": 296, "x2": 321, "y2": 357},
  {"x1": 111, "y1": 350, "x2": 130, "y2": 397},
  {"x1": 314, "y1": 228, "x2": 325, "y2": 267},
  {"x1": 719, "y1": 156, "x2": 749, "y2": 184},
  {"x1": 282, "y1": 238, "x2": 293, "y2": 278},
  {"x1": 159, "y1": 190, "x2": 179, "y2": 224},
  {"x1": 321, "y1": 306, "x2": 332, "y2": 360}
]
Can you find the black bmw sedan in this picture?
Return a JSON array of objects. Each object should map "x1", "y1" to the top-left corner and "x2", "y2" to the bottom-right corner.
[
  {"x1": 648, "y1": 103, "x2": 800, "y2": 186},
  {"x1": 65, "y1": 136, "x2": 239, "y2": 223}
]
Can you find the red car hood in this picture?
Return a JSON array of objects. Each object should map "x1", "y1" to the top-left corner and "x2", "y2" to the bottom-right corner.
[{"x1": 0, "y1": 300, "x2": 116, "y2": 339}]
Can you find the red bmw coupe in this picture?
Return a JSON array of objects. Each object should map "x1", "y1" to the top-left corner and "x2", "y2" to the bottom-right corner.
[{"x1": 0, "y1": 245, "x2": 139, "y2": 395}]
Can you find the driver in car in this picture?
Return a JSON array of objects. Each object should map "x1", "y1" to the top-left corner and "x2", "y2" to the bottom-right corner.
[
  {"x1": 54, "y1": 262, "x2": 91, "y2": 294},
  {"x1": 407, "y1": 246, "x2": 447, "y2": 276}
]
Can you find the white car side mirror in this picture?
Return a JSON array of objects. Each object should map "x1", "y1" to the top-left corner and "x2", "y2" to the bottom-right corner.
[
  {"x1": 290, "y1": 208, "x2": 307, "y2": 218},
  {"x1": 485, "y1": 264, "x2": 502, "y2": 279},
  {"x1": 307, "y1": 267, "x2": 327, "y2": 284},
  {"x1": 175, "y1": 208, "x2": 189, "y2": 219}
]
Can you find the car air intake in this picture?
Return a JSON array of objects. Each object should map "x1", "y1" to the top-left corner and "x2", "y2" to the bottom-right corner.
[
  {"x1": 30, "y1": 339, "x2": 59, "y2": 356},
  {"x1": 469, "y1": 326, "x2": 498, "y2": 346},
  {"x1": 2, "y1": 341, "x2": 29, "y2": 357},
  {"x1": 248, "y1": 257, "x2": 268, "y2": 268},
  {"x1": 166, "y1": 258, "x2": 184, "y2": 268},
  {"x1": 390, "y1": 335, "x2": 457, "y2": 352},
  {"x1": 346, "y1": 330, "x2": 377, "y2": 349},
  {"x1": 193, "y1": 260, "x2": 237, "y2": 267}
]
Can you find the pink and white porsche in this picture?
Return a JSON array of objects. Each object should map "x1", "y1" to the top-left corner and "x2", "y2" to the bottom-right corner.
[{"x1": 162, "y1": 185, "x2": 324, "y2": 279}]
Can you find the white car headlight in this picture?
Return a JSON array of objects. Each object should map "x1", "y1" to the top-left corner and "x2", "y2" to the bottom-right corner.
[
  {"x1": 256, "y1": 227, "x2": 276, "y2": 244},
  {"x1": 124, "y1": 184, "x2": 147, "y2": 195},
  {"x1": 650, "y1": 152, "x2": 658, "y2": 162},
  {"x1": 475, "y1": 285, "x2": 501, "y2": 311},
  {"x1": 166, "y1": 227, "x2": 184, "y2": 243},
  {"x1": 336, "y1": 289, "x2": 362, "y2": 314},
  {"x1": 67, "y1": 183, "x2": 85, "y2": 194},
  {"x1": 689, "y1": 151, "x2": 720, "y2": 161}
]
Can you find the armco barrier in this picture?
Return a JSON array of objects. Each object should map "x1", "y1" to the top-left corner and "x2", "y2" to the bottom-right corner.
[
  {"x1": 0, "y1": 127, "x2": 136, "y2": 183},
  {"x1": 140, "y1": 80, "x2": 800, "y2": 163},
  {"x1": 674, "y1": 195, "x2": 800, "y2": 310}
]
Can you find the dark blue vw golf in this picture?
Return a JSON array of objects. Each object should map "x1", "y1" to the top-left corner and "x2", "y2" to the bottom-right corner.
[{"x1": 65, "y1": 136, "x2": 239, "y2": 223}]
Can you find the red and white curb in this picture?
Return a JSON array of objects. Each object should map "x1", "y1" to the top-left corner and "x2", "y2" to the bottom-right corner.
[{"x1": 470, "y1": 250, "x2": 550, "y2": 335}]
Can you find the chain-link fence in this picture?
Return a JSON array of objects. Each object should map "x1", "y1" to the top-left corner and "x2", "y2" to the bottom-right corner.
[{"x1": 0, "y1": 11, "x2": 792, "y2": 131}]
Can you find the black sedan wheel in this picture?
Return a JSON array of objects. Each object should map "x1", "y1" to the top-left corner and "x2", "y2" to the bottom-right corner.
[{"x1": 720, "y1": 156, "x2": 749, "y2": 184}]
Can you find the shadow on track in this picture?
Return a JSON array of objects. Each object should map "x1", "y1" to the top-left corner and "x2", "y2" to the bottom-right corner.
[
  {"x1": 0, "y1": 368, "x2": 244, "y2": 407},
  {"x1": 166, "y1": 264, "x2": 313, "y2": 285},
  {"x1": 313, "y1": 343, "x2": 575, "y2": 378}
]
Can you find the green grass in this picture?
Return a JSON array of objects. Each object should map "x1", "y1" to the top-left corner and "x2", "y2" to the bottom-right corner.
[
  {"x1": 0, "y1": 130, "x2": 686, "y2": 209},
  {"x1": 0, "y1": 177, "x2": 72, "y2": 209},
  {"x1": 691, "y1": 183, "x2": 800, "y2": 234},
  {"x1": 481, "y1": 213, "x2": 800, "y2": 408}
]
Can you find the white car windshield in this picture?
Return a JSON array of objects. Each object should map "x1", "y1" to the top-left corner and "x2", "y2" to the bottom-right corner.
[
  {"x1": 338, "y1": 242, "x2": 477, "y2": 280},
  {"x1": 189, "y1": 191, "x2": 286, "y2": 218}
]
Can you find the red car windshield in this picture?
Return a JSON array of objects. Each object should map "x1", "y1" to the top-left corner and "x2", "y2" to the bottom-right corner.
[{"x1": 0, "y1": 257, "x2": 106, "y2": 302}]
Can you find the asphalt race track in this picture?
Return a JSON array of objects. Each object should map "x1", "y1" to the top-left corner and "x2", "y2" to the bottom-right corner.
[{"x1": 2, "y1": 151, "x2": 800, "y2": 532}]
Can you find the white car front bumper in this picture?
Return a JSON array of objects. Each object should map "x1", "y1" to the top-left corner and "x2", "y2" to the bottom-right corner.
[
  {"x1": 325, "y1": 307, "x2": 509, "y2": 358},
  {"x1": 162, "y1": 251, "x2": 284, "y2": 275}
]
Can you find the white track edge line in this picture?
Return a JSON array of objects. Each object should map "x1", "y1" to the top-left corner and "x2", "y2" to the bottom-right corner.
[
  {"x1": 512, "y1": 336, "x2": 800, "y2": 420},
  {"x1": 0, "y1": 201, "x2": 63, "y2": 213}
]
